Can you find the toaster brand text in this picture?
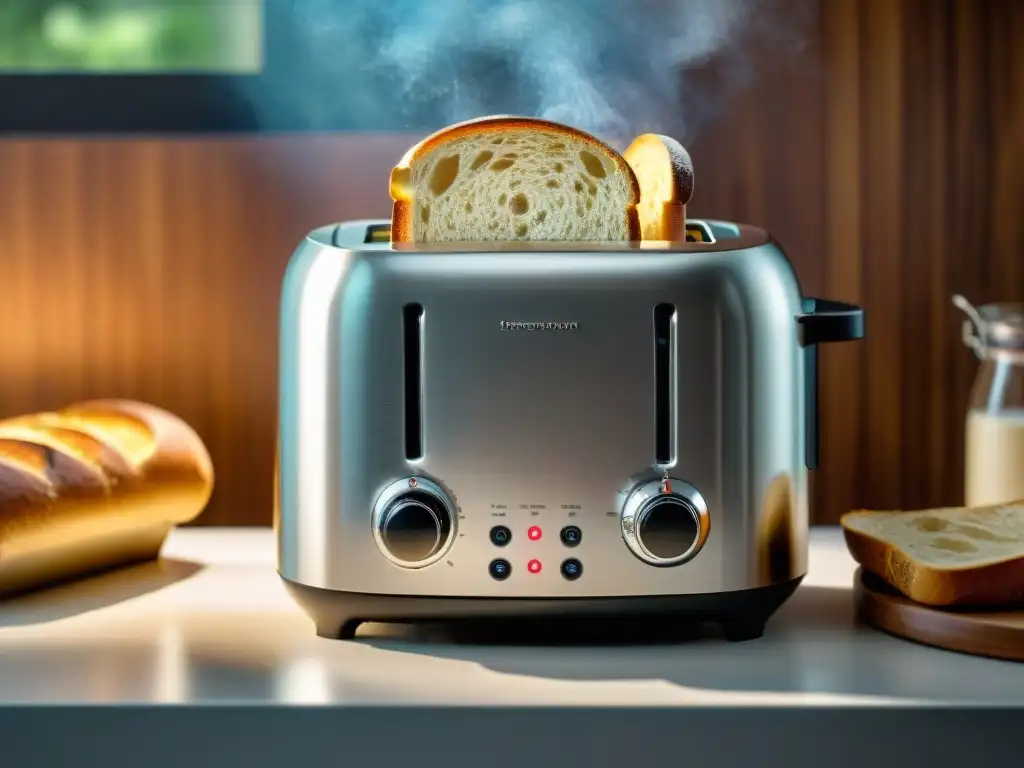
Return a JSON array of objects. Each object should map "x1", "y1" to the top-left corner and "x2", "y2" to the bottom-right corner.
[{"x1": 499, "y1": 321, "x2": 579, "y2": 331}]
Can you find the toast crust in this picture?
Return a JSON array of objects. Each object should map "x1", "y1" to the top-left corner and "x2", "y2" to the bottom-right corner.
[
  {"x1": 390, "y1": 115, "x2": 642, "y2": 243},
  {"x1": 841, "y1": 508, "x2": 1024, "y2": 607}
]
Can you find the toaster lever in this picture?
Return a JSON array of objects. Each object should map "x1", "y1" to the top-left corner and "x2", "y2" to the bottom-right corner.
[
  {"x1": 796, "y1": 298, "x2": 865, "y2": 346},
  {"x1": 796, "y1": 298, "x2": 866, "y2": 470}
]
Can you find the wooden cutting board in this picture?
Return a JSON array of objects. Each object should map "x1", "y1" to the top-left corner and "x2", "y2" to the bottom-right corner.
[{"x1": 853, "y1": 567, "x2": 1024, "y2": 662}]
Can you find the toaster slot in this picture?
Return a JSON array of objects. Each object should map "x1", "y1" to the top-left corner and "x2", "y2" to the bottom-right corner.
[
  {"x1": 364, "y1": 224, "x2": 392, "y2": 243},
  {"x1": 654, "y1": 303, "x2": 676, "y2": 465},
  {"x1": 403, "y1": 303, "x2": 425, "y2": 460},
  {"x1": 684, "y1": 222, "x2": 715, "y2": 243}
]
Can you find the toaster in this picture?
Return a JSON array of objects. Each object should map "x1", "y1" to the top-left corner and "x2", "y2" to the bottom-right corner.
[{"x1": 276, "y1": 219, "x2": 864, "y2": 641}]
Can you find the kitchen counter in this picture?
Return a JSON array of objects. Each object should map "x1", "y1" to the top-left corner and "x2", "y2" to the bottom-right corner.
[{"x1": 0, "y1": 527, "x2": 1020, "y2": 766}]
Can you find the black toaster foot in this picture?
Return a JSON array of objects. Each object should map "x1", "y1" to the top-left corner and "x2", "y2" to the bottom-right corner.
[
  {"x1": 721, "y1": 621, "x2": 766, "y2": 642},
  {"x1": 331, "y1": 620, "x2": 363, "y2": 641},
  {"x1": 281, "y1": 575, "x2": 803, "y2": 642}
]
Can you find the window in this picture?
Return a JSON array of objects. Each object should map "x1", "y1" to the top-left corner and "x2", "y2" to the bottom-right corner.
[
  {"x1": 0, "y1": 1, "x2": 275, "y2": 133},
  {"x1": 0, "y1": 0, "x2": 436, "y2": 134},
  {"x1": 0, "y1": 1, "x2": 263, "y2": 73}
]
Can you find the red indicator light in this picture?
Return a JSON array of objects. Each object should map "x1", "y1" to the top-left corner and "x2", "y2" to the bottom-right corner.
[
  {"x1": 527, "y1": 559, "x2": 542, "y2": 574},
  {"x1": 528, "y1": 526, "x2": 542, "y2": 541}
]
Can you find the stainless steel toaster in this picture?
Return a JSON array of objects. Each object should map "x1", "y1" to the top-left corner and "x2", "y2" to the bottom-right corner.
[{"x1": 276, "y1": 219, "x2": 864, "y2": 640}]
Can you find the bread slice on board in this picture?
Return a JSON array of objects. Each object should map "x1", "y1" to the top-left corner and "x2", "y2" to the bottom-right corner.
[
  {"x1": 389, "y1": 115, "x2": 641, "y2": 243},
  {"x1": 623, "y1": 133, "x2": 694, "y2": 242},
  {"x1": 841, "y1": 503, "x2": 1024, "y2": 607}
]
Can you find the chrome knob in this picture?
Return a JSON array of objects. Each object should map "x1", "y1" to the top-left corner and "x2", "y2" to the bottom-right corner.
[
  {"x1": 372, "y1": 477, "x2": 456, "y2": 568},
  {"x1": 621, "y1": 478, "x2": 710, "y2": 566}
]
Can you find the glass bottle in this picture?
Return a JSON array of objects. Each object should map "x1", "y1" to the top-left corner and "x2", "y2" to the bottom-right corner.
[{"x1": 954, "y1": 294, "x2": 1024, "y2": 507}]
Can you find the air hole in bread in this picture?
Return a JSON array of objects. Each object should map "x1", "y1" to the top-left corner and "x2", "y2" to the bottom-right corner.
[
  {"x1": 551, "y1": 143, "x2": 566, "y2": 152},
  {"x1": 586, "y1": 198, "x2": 593, "y2": 210},
  {"x1": 954, "y1": 524, "x2": 1016, "y2": 542},
  {"x1": 573, "y1": 180, "x2": 584, "y2": 193},
  {"x1": 428, "y1": 155, "x2": 460, "y2": 196},
  {"x1": 498, "y1": 193, "x2": 507, "y2": 205},
  {"x1": 553, "y1": 162, "x2": 564, "y2": 173},
  {"x1": 515, "y1": 223, "x2": 528, "y2": 237},
  {"x1": 546, "y1": 179, "x2": 560, "y2": 188},
  {"x1": 490, "y1": 158, "x2": 515, "y2": 172},
  {"x1": 420, "y1": 206, "x2": 430, "y2": 223},
  {"x1": 470, "y1": 151, "x2": 493, "y2": 170},
  {"x1": 464, "y1": 202, "x2": 473, "y2": 213},
  {"x1": 575, "y1": 203, "x2": 585, "y2": 217},
  {"x1": 509, "y1": 193, "x2": 530, "y2": 215},
  {"x1": 930, "y1": 537, "x2": 978, "y2": 554},
  {"x1": 509, "y1": 180, "x2": 521, "y2": 189},
  {"x1": 492, "y1": 138, "x2": 505, "y2": 145},
  {"x1": 556, "y1": 198, "x2": 564, "y2": 208},
  {"x1": 536, "y1": 211, "x2": 547, "y2": 223},
  {"x1": 579, "y1": 150, "x2": 606, "y2": 179},
  {"x1": 915, "y1": 517, "x2": 948, "y2": 533}
]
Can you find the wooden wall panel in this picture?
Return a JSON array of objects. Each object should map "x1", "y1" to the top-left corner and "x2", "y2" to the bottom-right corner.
[
  {"x1": 819, "y1": 0, "x2": 864, "y2": 526},
  {"x1": 0, "y1": 135, "x2": 416, "y2": 526},
  {"x1": 0, "y1": 0, "x2": 1021, "y2": 525}
]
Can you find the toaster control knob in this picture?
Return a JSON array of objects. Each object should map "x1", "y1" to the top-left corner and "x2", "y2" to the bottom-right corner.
[
  {"x1": 372, "y1": 477, "x2": 456, "y2": 568},
  {"x1": 620, "y1": 479, "x2": 710, "y2": 567}
]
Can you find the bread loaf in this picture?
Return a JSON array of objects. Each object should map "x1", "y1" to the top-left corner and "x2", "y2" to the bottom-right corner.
[
  {"x1": 389, "y1": 115, "x2": 641, "y2": 243},
  {"x1": 841, "y1": 503, "x2": 1024, "y2": 607},
  {"x1": 0, "y1": 399, "x2": 213, "y2": 597},
  {"x1": 623, "y1": 133, "x2": 694, "y2": 242}
]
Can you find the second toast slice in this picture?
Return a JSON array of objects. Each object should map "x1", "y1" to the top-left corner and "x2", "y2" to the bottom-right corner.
[{"x1": 623, "y1": 133, "x2": 694, "y2": 242}]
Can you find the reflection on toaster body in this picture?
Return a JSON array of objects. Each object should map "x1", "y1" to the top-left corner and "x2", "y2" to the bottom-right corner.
[{"x1": 757, "y1": 472, "x2": 797, "y2": 585}]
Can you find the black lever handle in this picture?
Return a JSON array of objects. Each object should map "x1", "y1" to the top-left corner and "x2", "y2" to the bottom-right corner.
[{"x1": 795, "y1": 298, "x2": 865, "y2": 470}]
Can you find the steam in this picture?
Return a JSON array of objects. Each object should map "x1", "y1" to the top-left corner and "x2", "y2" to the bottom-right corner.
[{"x1": 254, "y1": 0, "x2": 808, "y2": 145}]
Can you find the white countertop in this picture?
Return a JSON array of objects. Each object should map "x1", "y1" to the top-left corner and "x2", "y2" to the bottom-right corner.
[{"x1": 1, "y1": 527, "x2": 1021, "y2": 707}]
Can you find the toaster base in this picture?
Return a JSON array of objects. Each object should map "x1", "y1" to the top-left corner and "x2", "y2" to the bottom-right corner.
[{"x1": 280, "y1": 576, "x2": 803, "y2": 642}]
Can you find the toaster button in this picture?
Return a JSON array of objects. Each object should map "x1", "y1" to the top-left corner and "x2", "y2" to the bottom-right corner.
[
  {"x1": 489, "y1": 525, "x2": 512, "y2": 547},
  {"x1": 488, "y1": 559, "x2": 512, "y2": 581},
  {"x1": 559, "y1": 525, "x2": 582, "y2": 547},
  {"x1": 560, "y1": 558, "x2": 583, "y2": 581}
]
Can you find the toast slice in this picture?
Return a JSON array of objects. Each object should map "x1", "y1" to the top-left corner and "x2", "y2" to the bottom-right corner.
[
  {"x1": 389, "y1": 116, "x2": 641, "y2": 243},
  {"x1": 623, "y1": 133, "x2": 694, "y2": 241},
  {"x1": 840, "y1": 503, "x2": 1024, "y2": 607}
]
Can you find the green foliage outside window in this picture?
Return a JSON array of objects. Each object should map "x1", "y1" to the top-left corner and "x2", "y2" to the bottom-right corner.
[{"x1": 0, "y1": 1, "x2": 262, "y2": 72}]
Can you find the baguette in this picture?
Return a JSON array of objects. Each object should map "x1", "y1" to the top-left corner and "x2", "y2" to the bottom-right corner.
[
  {"x1": 0, "y1": 399, "x2": 214, "y2": 597},
  {"x1": 389, "y1": 115, "x2": 641, "y2": 243},
  {"x1": 840, "y1": 503, "x2": 1024, "y2": 607},
  {"x1": 623, "y1": 133, "x2": 694, "y2": 242}
]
